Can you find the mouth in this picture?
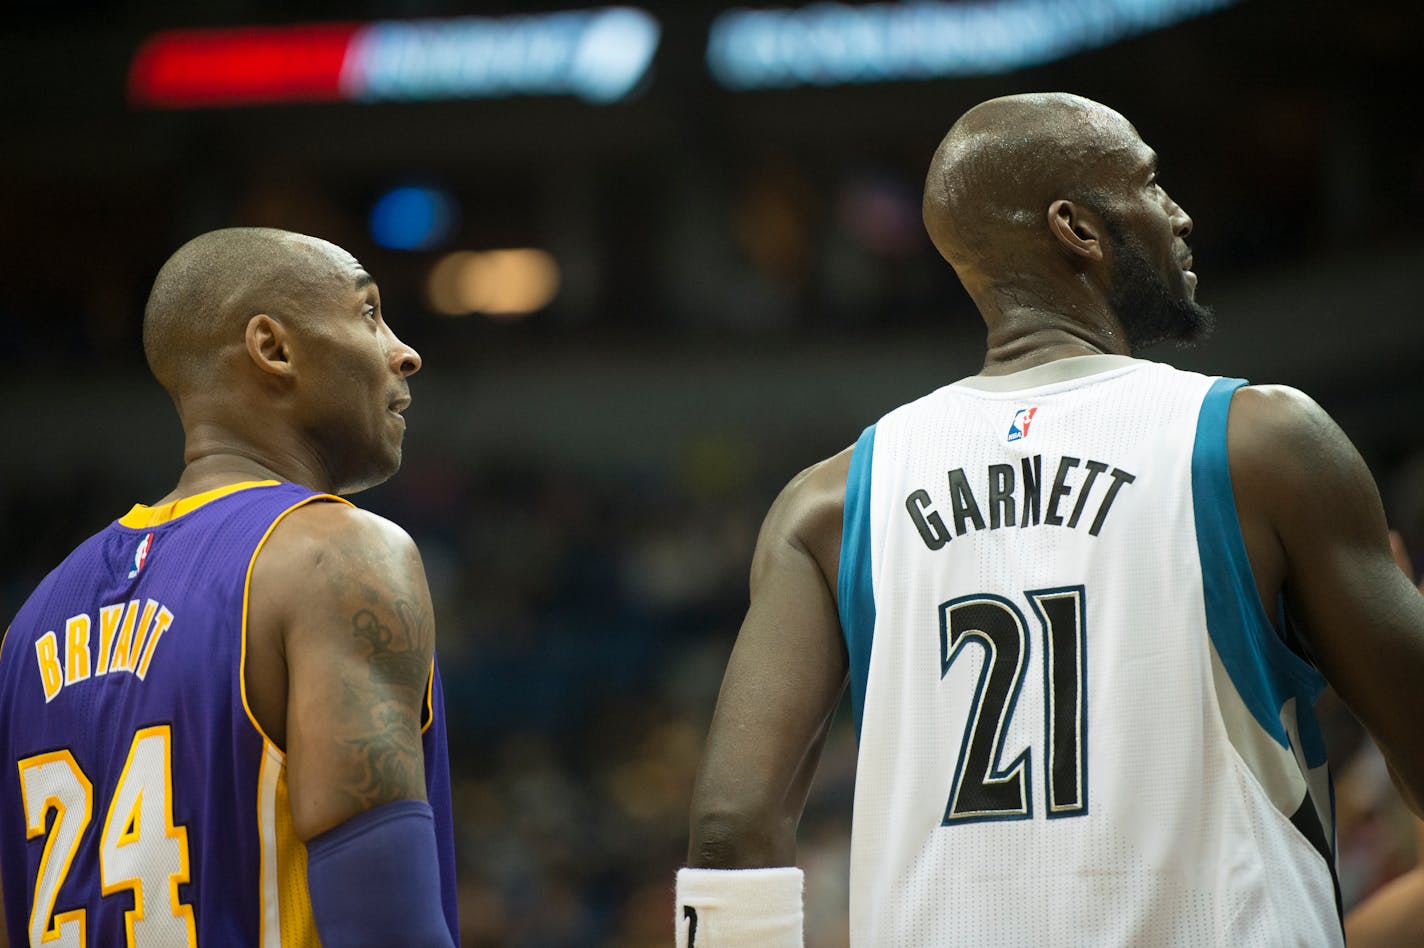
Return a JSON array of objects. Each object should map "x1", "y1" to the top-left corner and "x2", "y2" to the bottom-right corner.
[
  {"x1": 388, "y1": 395, "x2": 411, "y2": 426},
  {"x1": 1181, "y1": 252, "x2": 1197, "y2": 289}
]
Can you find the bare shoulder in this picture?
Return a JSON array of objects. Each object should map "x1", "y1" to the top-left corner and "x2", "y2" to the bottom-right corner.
[
  {"x1": 256, "y1": 501, "x2": 422, "y2": 585},
  {"x1": 252, "y1": 502, "x2": 429, "y2": 641},
  {"x1": 256, "y1": 499, "x2": 433, "y2": 684},
  {"x1": 1227, "y1": 383, "x2": 1370, "y2": 505},
  {"x1": 753, "y1": 445, "x2": 853, "y2": 589},
  {"x1": 1229, "y1": 383, "x2": 1339, "y2": 453}
]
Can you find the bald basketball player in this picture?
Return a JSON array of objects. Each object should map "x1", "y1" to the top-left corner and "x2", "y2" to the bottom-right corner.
[
  {"x1": 677, "y1": 93, "x2": 1424, "y2": 946},
  {"x1": 0, "y1": 228, "x2": 457, "y2": 946}
]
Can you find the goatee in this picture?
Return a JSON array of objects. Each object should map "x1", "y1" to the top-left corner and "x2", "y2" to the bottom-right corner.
[{"x1": 1106, "y1": 223, "x2": 1215, "y2": 352}]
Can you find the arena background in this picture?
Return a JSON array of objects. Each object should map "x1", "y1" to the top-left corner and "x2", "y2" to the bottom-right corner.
[{"x1": 3, "y1": 1, "x2": 1422, "y2": 944}]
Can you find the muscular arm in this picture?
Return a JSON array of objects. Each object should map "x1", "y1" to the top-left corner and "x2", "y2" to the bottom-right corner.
[
  {"x1": 688, "y1": 449, "x2": 852, "y2": 868},
  {"x1": 1230, "y1": 386, "x2": 1424, "y2": 816},
  {"x1": 249, "y1": 502, "x2": 435, "y2": 841}
]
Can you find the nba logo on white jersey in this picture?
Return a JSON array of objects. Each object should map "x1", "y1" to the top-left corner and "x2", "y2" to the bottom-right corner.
[
  {"x1": 1007, "y1": 406, "x2": 1038, "y2": 441},
  {"x1": 128, "y1": 532, "x2": 154, "y2": 578}
]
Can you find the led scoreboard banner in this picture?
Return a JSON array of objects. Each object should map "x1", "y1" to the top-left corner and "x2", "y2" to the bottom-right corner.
[
  {"x1": 127, "y1": 0, "x2": 1241, "y2": 109},
  {"x1": 128, "y1": 7, "x2": 663, "y2": 107},
  {"x1": 706, "y1": 0, "x2": 1241, "y2": 89}
]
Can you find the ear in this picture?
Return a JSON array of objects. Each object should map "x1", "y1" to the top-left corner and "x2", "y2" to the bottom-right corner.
[
  {"x1": 245, "y1": 314, "x2": 295, "y2": 379},
  {"x1": 1047, "y1": 199, "x2": 1104, "y2": 262}
]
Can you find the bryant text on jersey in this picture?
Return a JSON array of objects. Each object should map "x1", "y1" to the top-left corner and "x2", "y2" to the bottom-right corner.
[{"x1": 33, "y1": 598, "x2": 176, "y2": 702}]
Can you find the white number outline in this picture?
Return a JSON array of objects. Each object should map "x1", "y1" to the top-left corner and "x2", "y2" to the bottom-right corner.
[
  {"x1": 18, "y1": 751, "x2": 92, "y2": 948},
  {"x1": 17, "y1": 727, "x2": 197, "y2": 947}
]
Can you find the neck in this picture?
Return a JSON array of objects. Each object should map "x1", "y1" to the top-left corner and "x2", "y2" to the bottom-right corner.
[
  {"x1": 974, "y1": 284, "x2": 1130, "y2": 376},
  {"x1": 157, "y1": 420, "x2": 336, "y2": 505}
]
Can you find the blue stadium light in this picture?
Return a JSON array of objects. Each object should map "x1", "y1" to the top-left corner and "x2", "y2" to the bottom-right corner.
[
  {"x1": 370, "y1": 186, "x2": 459, "y2": 251},
  {"x1": 706, "y1": 0, "x2": 1241, "y2": 90},
  {"x1": 343, "y1": 7, "x2": 662, "y2": 105}
]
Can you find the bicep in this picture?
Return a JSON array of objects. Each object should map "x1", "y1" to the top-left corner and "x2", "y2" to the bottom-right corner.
[
  {"x1": 276, "y1": 511, "x2": 437, "y2": 841},
  {"x1": 689, "y1": 463, "x2": 850, "y2": 867},
  {"x1": 1240, "y1": 388, "x2": 1424, "y2": 809}
]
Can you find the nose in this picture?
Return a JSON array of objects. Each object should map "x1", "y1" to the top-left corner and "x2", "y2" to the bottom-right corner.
[
  {"x1": 1168, "y1": 194, "x2": 1193, "y2": 239},
  {"x1": 386, "y1": 325, "x2": 422, "y2": 377}
]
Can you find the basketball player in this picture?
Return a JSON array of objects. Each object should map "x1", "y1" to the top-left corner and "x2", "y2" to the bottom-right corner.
[
  {"x1": 0, "y1": 229, "x2": 457, "y2": 946},
  {"x1": 677, "y1": 93, "x2": 1424, "y2": 946}
]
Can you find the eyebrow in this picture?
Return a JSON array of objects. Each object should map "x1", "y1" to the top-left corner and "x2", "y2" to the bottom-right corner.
[{"x1": 355, "y1": 271, "x2": 375, "y2": 290}]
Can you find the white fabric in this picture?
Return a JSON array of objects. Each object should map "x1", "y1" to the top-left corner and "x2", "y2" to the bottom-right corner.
[
  {"x1": 675, "y1": 867, "x2": 804, "y2": 948},
  {"x1": 847, "y1": 358, "x2": 1340, "y2": 947}
]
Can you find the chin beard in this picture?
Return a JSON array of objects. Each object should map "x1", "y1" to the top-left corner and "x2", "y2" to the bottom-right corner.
[{"x1": 1106, "y1": 226, "x2": 1215, "y2": 352}]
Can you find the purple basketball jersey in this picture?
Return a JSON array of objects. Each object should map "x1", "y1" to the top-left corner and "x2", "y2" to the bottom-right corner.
[{"x1": 0, "y1": 481, "x2": 458, "y2": 946}]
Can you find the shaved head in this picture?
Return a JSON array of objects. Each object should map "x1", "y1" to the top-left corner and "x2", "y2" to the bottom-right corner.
[
  {"x1": 923, "y1": 92, "x2": 1139, "y2": 275},
  {"x1": 142, "y1": 227, "x2": 362, "y2": 397},
  {"x1": 137, "y1": 226, "x2": 420, "y2": 496},
  {"x1": 921, "y1": 93, "x2": 1209, "y2": 353}
]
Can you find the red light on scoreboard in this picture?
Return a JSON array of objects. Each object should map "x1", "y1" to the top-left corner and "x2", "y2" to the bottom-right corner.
[
  {"x1": 127, "y1": 10, "x2": 662, "y2": 109},
  {"x1": 128, "y1": 24, "x2": 360, "y2": 108}
]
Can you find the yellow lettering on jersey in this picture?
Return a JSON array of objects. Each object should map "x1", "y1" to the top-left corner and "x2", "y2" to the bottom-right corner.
[
  {"x1": 64, "y1": 614, "x2": 92, "y2": 686},
  {"x1": 35, "y1": 631, "x2": 63, "y2": 702},
  {"x1": 39, "y1": 601, "x2": 176, "y2": 698},
  {"x1": 135, "y1": 607, "x2": 175, "y2": 681},
  {"x1": 125, "y1": 600, "x2": 159, "y2": 674},
  {"x1": 109, "y1": 601, "x2": 141, "y2": 673},
  {"x1": 96, "y1": 603, "x2": 124, "y2": 675}
]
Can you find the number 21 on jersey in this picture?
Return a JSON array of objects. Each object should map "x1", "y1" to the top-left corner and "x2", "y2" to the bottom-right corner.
[{"x1": 939, "y1": 585, "x2": 1087, "y2": 824}]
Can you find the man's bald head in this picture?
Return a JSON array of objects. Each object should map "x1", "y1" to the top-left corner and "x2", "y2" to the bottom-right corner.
[
  {"x1": 923, "y1": 93, "x2": 1142, "y2": 278},
  {"x1": 142, "y1": 227, "x2": 360, "y2": 397}
]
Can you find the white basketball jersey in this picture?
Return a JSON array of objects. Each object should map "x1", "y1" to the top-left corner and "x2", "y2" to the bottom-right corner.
[{"x1": 836, "y1": 356, "x2": 1340, "y2": 947}]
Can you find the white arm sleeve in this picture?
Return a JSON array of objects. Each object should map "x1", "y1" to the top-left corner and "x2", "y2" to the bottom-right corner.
[{"x1": 675, "y1": 866, "x2": 805, "y2": 948}]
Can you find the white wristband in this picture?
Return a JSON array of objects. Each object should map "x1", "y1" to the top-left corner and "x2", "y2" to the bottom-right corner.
[{"x1": 675, "y1": 866, "x2": 805, "y2": 948}]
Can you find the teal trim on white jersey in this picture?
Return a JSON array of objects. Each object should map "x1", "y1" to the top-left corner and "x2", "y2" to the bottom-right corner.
[
  {"x1": 1190, "y1": 377, "x2": 1328, "y2": 764},
  {"x1": 839, "y1": 424, "x2": 878, "y2": 738}
]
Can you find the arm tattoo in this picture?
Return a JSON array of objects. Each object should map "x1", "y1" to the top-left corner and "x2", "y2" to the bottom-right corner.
[
  {"x1": 339, "y1": 598, "x2": 433, "y2": 808},
  {"x1": 351, "y1": 600, "x2": 433, "y2": 690},
  {"x1": 341, "y1": 700, "x2": 423, "y2": 809}
]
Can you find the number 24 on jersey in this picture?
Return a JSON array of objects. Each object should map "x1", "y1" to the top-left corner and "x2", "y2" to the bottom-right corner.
[{"x1": 17, "y1": 725, "x2": 197, "y2": 948}]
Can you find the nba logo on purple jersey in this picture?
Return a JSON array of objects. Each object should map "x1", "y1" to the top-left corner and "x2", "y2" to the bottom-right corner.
[
  {"x1": 128, "y1": 531, "x2": 154, "y2": 578},
  {"x1": 1007, "y1": 407, "x2": 1038, "y2": 442}
]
